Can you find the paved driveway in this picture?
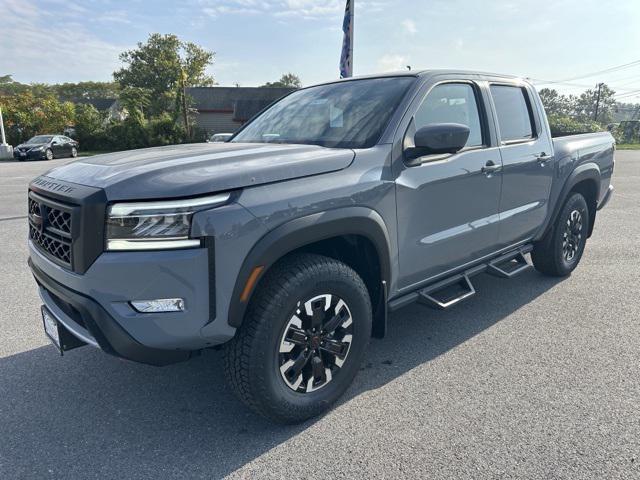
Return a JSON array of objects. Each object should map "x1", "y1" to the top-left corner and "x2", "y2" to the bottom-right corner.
[{"x1": 0, "y1": 152, "x2": 638, "y2": 479}]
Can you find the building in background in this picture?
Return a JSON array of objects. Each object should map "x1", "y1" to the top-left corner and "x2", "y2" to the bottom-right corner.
[{"x1": 187, "y1": 87, "x2": 294, "y2": 135}]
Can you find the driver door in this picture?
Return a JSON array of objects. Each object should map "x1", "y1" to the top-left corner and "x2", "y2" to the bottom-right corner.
[{"x1": 395, "y1": 80, "x2": 503, "y2": 290}]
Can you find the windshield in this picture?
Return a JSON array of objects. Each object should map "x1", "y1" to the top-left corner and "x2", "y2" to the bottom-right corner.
[
  {"x1": 27, "y1": 135, "x2": 53, "y2": 144},
  {"x1": 232, "y1": 77, "x2": 415, "y2": 149}
]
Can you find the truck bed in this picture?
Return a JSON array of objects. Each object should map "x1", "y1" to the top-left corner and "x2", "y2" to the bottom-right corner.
[
  {"x1": 552, "y1": 132, "x2": 614, "y2": 161},
  {"x1": 551, "y1": 131, "x2": 615, "y2": 206}
]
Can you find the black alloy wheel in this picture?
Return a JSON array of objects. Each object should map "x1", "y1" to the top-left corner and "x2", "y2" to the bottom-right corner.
[
  {"x1": 532, "y1": 192, "x2": 589, "y2": 276},
  {"x1": 278, "y1": 293, "x2": 354, "y2": 393},
  {"x1": 224, "y1": 253, "x2": 372, "y2": 423},
  {"x1": 562, "y1": 208, "x2": 584, "y2": 263}
]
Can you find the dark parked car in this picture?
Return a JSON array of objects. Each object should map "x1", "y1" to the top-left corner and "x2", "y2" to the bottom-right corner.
[
  {"x1": 28, "y1": 71, "x2": 614, "y2": 423},
  {"x1": 14, "y1": 135, "x2": 78, "y2": 161}
]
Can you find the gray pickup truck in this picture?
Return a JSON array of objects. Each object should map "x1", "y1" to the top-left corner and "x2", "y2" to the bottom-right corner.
[{"x1": 28, "y1": 70, "x2": 615, "y2": 423}]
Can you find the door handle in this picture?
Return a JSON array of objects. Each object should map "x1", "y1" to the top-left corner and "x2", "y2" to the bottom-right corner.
[
  {"x1": 535, "y1": 152, "x2": 553, "y2": 166},
  {"x1": 481, "y1": 160, "x2": 501, "y2": 175}
]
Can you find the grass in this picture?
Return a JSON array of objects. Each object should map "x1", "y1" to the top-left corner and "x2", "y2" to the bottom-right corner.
[{"x1": 617, "y1": 144, "x2": 640, "y2": 150}]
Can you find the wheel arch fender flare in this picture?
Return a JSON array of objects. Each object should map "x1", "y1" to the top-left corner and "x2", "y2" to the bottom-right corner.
[
  {"x1": 538, "y1": 162, "x2": 601, "y2": 241},
  {"x1": 227, "y1": 206, "x2": 392, "y2": 328}
]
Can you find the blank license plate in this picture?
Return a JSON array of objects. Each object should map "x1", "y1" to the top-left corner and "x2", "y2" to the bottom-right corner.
[{"x1": 42, "y1": 306, "x2": 62, "y2": 353}]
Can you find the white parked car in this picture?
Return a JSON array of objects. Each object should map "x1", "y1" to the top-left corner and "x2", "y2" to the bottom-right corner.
[{"x1": 208, "y1": 133, "x2": 233, "y2": 143}]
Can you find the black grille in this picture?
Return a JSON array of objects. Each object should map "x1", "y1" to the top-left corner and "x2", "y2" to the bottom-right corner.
[{"x1": 28, "y1": 195, "x2": 74, "y2": 268}]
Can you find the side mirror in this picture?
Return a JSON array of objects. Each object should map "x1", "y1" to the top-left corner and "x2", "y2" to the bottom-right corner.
[{"x1": 406, "y1": 123, "x2": 470, "y2": 160}]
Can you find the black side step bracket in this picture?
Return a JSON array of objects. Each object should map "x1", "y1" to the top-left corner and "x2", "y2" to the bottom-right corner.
[
  {"x1": 418, "y1": 274, "x2": 476, "y2": 310},
  {"x1": 486, "y1": 250, "x2": 532, "y2": 279},
  {"x1": 387, "y1": 244, "x2": 534, "y2": 313}
]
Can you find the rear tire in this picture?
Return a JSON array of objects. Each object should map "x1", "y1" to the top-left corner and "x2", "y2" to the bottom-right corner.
[
  {"x1": 223, "y1": 253, "x2": 372, "y2": 423},
  {"x1": 532, "y1": 192, "x2": 589, "y2": 276},
  {"x1": 71, "y1": 147, "x2": 78, "y2": 158}
]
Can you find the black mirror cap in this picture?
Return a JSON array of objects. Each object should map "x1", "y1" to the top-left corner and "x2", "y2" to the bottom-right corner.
[{"x1": 411, "y1": 123, "x2": 471, "y2": 157}]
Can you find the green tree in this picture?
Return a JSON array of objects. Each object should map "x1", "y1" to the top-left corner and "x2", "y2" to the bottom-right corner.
[
  {"x1": 261, "y1": 73, "x2": 302, "y2": 88},
  {"x1": 113, "y1": 33, "x2": 214, "y2": 117},
  {"x1": 73, "y1": 103, "x2": 104, "y2": 149},
  {"x1": 54, "y1": 81, "x2": 119, "y2": 103},
  {"x1": 538, "y1": 88, "x2": 577, "y2": 117},
  {"x1": 574, "y1": 84, "x2": 616, "y2": 124},
  {"x1": 118, "y1": 86, "x2": 151, "y2": 120},
  {"x1": 0, "y1": 91, "x2": 74, "y2": 144},
  {"x1": 0, "y1": 75, "x2": 32, "y2": 96}
]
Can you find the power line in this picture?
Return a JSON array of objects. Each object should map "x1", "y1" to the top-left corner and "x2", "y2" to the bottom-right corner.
[
  {"x1": 530, "y1": 77, "x2": 640, "y2": 92},
  {"x1": 613, "y1": 89, "x2": 640, "y2": 100},
  {"x1": 610, "y1": 76, "x2": 640, "y2": 88},
  {"x1": 556, "y1": 59, "x2": 640, "y2": 82},
  {"x1": 529, "y1": 78, "x2": 595, "y2": 88},
  {"x1": 529, "y1": 60, "x2": 640, "y2": 89}
]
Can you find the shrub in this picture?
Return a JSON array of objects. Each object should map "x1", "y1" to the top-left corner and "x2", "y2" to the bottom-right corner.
[
  {"x1": 147, "y1": 113, "x2": 186, "y2": 146},
  {"x1": 547, "y1": 114, "x2": 603, "y2": 137},
  {"x1": 73, "y1": 104, "x2": 104, "y2": 150}
]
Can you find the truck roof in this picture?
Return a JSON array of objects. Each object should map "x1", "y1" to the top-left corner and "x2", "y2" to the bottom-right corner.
[{"x1": 313, "y1": 69, "x2": 524, "y2": 87}]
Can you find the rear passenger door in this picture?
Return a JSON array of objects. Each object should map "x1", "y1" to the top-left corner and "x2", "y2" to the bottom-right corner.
[
  {"x1": 51, "y1": 136, "x2": 66, "y2": 156},
  {"x1": 489, "y1": 83, "x2": 554, "y2": 248}
]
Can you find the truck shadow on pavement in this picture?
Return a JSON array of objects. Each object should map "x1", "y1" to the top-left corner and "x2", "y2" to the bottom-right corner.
[{"x1": 0, "y1": 269, "x2": 563, "y2": 478}]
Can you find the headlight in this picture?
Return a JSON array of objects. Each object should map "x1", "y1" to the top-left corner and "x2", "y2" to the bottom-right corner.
[{"x1": 105, "y1": 192, "x2": 230, "y2": 251}]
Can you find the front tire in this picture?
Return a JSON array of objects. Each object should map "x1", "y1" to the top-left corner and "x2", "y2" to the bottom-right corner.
[
  {"x1": 532, "y1": 192, "x2": 589, "y2": 276},
  {"x1": 44, "y1": 148, "x2": 54, "y2": 161},
  {"x1": 224, "y1": 253, "x2": 372, "y2": 423}
]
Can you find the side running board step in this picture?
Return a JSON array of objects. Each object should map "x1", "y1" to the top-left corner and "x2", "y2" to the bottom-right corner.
[
  {"x1": 418, "y1": 274, "x2": 476, "y2": 310},
  {"x1": 387, "y1": 243, "x2": 534, "y2": 313},
  {"x1": 486, "y1": 250, "x2": 532, "y2": 279}
]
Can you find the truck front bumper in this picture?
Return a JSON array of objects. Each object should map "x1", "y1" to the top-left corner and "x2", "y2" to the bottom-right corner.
[
  {"x1": 31, "y1": 259, "x2": 193, "y2": 365},
  {"x1": 29, "y1": 240, "x2": 237, "y2": 366}
]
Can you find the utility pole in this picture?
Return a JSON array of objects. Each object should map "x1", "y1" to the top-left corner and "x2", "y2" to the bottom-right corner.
[
  {"x1": 594, "y1": 82, "x2": 603, "y2": 122},
  {"x1": 180, "y1": 69, "x2": 190, "y2": 139}
]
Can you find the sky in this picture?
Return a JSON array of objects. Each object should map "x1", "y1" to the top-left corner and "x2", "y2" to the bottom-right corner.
[{"x1": 2, "y1": 0, "x2": 640, "y2": 102}]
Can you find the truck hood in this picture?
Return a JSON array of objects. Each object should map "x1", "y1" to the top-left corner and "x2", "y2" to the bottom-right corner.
[{"x1": 43, "y1": 142, "x2": 355, "y2": 200}]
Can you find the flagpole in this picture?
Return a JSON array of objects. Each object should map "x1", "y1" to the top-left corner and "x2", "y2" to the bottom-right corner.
[
  {"x1": 0, "y1": 106, "x2": 13, "y2": 160},
  {"x1": 0, "y1": 107, "x2": 6, "y2": 145},
  {"x1": 349, "y1": 0, "x2": 354, "y2": 77}
]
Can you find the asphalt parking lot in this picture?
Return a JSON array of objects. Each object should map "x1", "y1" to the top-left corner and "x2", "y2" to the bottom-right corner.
[{"x1": 0, "y1": 152, "x2": 638, "y2": 479}]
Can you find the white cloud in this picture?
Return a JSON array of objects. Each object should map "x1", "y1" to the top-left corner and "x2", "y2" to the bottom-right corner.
[
  {"x1": 97, "y1": 10, "x2": 134, "y2": 25},
  {"x1": 377, "y1": 54, "x2": 409, "y2": 73},
  {"x1": 0, "y1": 0, "x2": 126, "y2": 83},
  {"x1": 402, "y1": 19, "x2": 417, "y2": 35},
  {"x1": 197, "y1": 0, "x2": 344, "y2": 20}
]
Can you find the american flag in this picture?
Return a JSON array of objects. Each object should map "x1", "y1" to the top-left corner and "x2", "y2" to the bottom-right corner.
[{"x1": 339, "y1": 0, "x2": 353, "y2": 78}]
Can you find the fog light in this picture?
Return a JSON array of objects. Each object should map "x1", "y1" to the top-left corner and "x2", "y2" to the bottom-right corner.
[{"x1": 130, "y1": 298, "x2": 185, "y2": 313}]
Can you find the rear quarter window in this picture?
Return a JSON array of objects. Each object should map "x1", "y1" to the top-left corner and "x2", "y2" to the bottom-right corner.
[{"x1": 490, "y1": 85, "x2": 535, "y2": 143}]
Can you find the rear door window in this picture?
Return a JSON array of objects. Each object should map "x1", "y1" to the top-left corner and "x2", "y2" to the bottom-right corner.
[
  {"x1": 490, "y1": 85, "x2": 535, "y2": 142},
  {"x1": 414, "y1": 83, "x2": 484, "y2": 148}
]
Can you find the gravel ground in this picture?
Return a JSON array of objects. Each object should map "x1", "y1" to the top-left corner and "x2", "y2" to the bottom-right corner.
[{"x1": 0, "y1": 152, "x2": 638, "y2": 479}]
